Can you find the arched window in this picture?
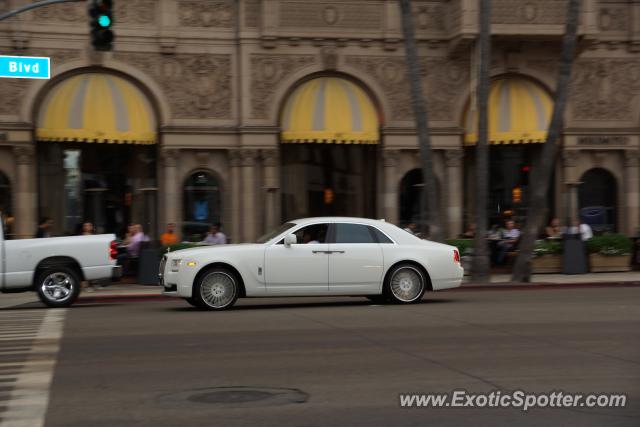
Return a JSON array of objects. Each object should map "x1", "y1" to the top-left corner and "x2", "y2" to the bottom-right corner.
[
  {"x1": 579, "y1": 168, "x2": 617, "y2": 233},
  {"x1": 183, "y1": 171, "x2": 222, "y2": 241}
]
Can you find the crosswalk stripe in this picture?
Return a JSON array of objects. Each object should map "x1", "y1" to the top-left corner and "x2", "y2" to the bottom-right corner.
[{"x1": 0, "y1": 309, "x2": 66, "y2": 427}]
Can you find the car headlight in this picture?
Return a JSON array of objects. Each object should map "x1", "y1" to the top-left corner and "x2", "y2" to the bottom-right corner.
[{"x1": 171, "y1": 259, "x2": 182, "y2": 272}]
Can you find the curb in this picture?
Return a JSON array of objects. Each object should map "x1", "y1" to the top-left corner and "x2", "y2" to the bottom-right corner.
[
  {"x1": 75, "y1": 281, "x2": 640, "y2": 302},
  {"x1": 455, "y1": 281, "x2": 640, "y2": 291}
]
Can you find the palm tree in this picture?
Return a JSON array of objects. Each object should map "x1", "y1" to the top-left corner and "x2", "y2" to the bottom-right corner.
[
  {"x1": 511, "y1": 0, "x2": 581, "y2": 282},
  {"x1": 398, "y1": 0, "x2": 443, "y2": 242},
  {"x1": 471, "y1": 0, "x2": 491, "y2": 282}
]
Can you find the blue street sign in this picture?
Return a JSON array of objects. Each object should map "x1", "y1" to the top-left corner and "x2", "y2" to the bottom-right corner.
[{"x1": 0, "y1": 55, "x2": 50, "y2": 79}]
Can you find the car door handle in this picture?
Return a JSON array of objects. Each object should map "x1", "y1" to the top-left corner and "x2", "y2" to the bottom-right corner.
[
  {"x1": 312, "y1": 250, "x2": 331, "y2": 254},
  {"x1": 328, "y1": 250, "x2": 345, "y2": 254}
]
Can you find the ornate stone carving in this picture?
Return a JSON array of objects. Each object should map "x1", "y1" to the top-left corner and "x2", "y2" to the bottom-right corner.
[
  {"x1": 444, "y1": 149, "x2": 464, "y2": 167},
  {"x1": 32, "y1": 1, "x2": 84, "y2": 22},
  {"x1": 624, "y1": 150, "x2": 640, "y2": 168},
  {"x1": 115, "y1": 0, "x2": 157, "y2": 25},
  {"x1": 562, "y1": 150, "x2": 579, "y2": 167},
  {"x1": 178, "y1": 1, "x2": 233, "y2": 28},
  {"x1": 526, "y1": 59, "x2": 557, "y2": 78},
  {"x1": 491, "y1": 0, "x2": 566, "y2": 25},
  {"x1": 598, "y1": 6, "x2": 628, "y2": 33},
  {"x1": 0, "y1": 80, "x2": 29, "y2": 115},
  {"x1": 591, "y1": 151, "x2": 607, "y2": 167},
  {"x1": 345, "y1": 56, "x2": 469, "y2": 121},
  {"x1": 162, "y1": 149, "x2": 179, "y2": 167},
  {"x1": 195, "y1": 151, "x2": 210, "y2": 167},
  {"x1": 571, "y1": 59, "x2": 640, "y2": 121},
  {"x1": 321, "y1": 47, "x2": 338, "y2": 70},
  {"x1": 240, "y1": 149, "x2": 259, "y2": 167},
  {"x1": 0, "y1": 0, "x2": 9, "y2": 13},
  {"x1": 250, "y1": 54, "x2": 316, "y2": 119},
  {"x1": 261, "y1": 149, "x2": 279, "y2": 167},
  {"x1": 414, "y1": 2, "x2": 447, "y2": 33},
  {"x1": 244, "y1": 0, "x2": 261, "y2": 28},
  {"x1": 278, "y1": 2, "x2": 383, "y2": 30},
  {"x1": 114, "y1": 52, "x2": 232, "y2": 119},
  {"x1": 382, "y1": 150, "x2": 400, "y2": 168},
  {"x1": 13, "y1": 145, "x2": 35, "y2": 166}
]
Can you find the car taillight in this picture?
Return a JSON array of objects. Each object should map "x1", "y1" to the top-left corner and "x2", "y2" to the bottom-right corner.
[
  {"x1": 453, "y1": 249, "x2": 460, "y2": 264},
  {"x1": 110, "y1": 240, "x2": 118, "y2": 260}
]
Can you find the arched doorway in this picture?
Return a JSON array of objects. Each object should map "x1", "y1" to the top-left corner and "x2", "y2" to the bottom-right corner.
[
  {"x1": 182, "y1": 171, "x2": 222, "y2": 241},
  {"x1": 463, "y1": 76, "x2": 554, "y2": 226},
  {"x1": 399, "y1": 168, "x2": 439, "y2": 234},
  {"x1": 578, "y1": 168, "x2": 617, "y2": 233},
  {"x1": 279, "y1": 76, "x2": 380, "y2": 220},
  {"x1": 35, "y1": 71, "x2": 158, "y2": 237}
]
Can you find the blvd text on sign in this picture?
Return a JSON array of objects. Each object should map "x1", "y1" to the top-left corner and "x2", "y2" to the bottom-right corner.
[{"x1": 0, "y1": 55, "x2": 50, "y2": 79}]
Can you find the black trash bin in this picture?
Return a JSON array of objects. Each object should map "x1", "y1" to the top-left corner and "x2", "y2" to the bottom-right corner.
[
  {"x1": 562, "y1": 233, "x2": 588, "y2": 274},
  {"x1": 137, "y1": 248, "x2": 161, "y2": 285}
]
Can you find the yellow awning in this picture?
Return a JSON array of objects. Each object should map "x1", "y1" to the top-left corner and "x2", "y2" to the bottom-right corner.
[
  {"x1": 36, "y1": 73, "x2": 156, "y2": 145},
  {"x1": 281, "y1": 77, "x2": 379, "y2": 144},
  {"x1": 465, "y1": 77, "x2": 552, "y2": 145}
]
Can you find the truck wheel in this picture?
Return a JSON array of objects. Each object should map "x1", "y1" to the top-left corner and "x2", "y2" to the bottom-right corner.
[
  {"x1": 36, "y1": 266, "x2": 81, "y2": 308},
  {"x1": 193, "y1": 268, "x2": 239, "y2": 310}
]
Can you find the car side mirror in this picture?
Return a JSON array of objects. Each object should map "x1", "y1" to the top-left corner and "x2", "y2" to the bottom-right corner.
[{"x1": 284, "y1": 234, "x2": 297, "y2": 248}]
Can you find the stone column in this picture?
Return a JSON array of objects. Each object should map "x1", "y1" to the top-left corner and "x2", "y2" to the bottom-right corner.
[
  {"x1": 240, "y1": 149, "x2": 258, "y2": 242},
  {"x1": 229, "y1": 150, "x2": 242, "y2": 244},
  {"x1": 624, "y1": 150, "x2": 640, "y2": 236},
  {"x1": 262, "y1": 149, "x2": 280, "y2": 232},
  {"x1": 382, "y1": 149, "x2": 399, "y2": 225},
  {"x1": 562, "y1": 150, "x2": 580, "y2": 224},
  {"x1": 13, "y1": 145, "x2": 36, "y2": 238},
  {"x1": 162, "y1": 149, "x2": 179, "y2": 232},
  {"x1": 445, "y1": 149, "x2": 464, "y2": 238}
]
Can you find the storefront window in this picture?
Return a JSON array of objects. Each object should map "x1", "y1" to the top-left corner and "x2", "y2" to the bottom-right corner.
[
  {"x1": 399, "y1": 169, "x2": 439, "y2": 234},
  {"x1": 183, "y1": 171, "x2": 221, "y2": 241},
  {"x1": 578, "y1": 168, "x2": 617, "y2": 233},
  {"x1": 0, "y1": 172, "x2": 12, "y2": 238}
]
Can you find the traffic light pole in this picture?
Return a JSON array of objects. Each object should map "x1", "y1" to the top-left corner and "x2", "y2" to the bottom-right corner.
[{"x1": 0, "y1": 0, "x2": 84, "y2": 23}]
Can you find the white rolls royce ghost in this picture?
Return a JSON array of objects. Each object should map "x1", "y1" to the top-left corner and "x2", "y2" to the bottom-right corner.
[{"x1": 160, "y1": 217, "x2": 463, "y2": 310}]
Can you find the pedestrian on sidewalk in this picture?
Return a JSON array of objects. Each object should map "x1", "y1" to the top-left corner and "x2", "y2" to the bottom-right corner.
[
  {"x1": 203, "y1": 223, "x2": 227, "y2": 245},
  {"x1": 34, "y1": 217, "x2": 53, "y2": 238},
  {"x1": 160, "y1": 223, "x2": 179, "y2": 245}
]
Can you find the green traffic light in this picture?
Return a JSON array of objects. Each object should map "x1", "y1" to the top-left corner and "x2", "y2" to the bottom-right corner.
[{"x1": 98, "y1": 14, "x2": 111, "y2": 27}]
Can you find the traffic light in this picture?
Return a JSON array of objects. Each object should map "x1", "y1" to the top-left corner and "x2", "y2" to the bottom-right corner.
[{"x1": 88, "y1": 0, "x2": 114, "y2": 51}]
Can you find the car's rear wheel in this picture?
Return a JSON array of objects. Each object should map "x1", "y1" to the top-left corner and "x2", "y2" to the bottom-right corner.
[
  {"x1": 36, "y1": 266, "x2": 81, "y2": 308},
  {"x1": 193, "y1": 268, "x2": 239, "y2": 310},
  {"x1": 383, "y1": 264, "x2": 426, "y2": 304}
]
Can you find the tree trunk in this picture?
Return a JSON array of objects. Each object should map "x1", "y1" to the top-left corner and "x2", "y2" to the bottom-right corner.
[
  {"x1": 511, "y1": 0, "x2": 581, "y2": 282},
  {"x1": 398, "y1": 0, "x2": 443, "y2": 242},
  {"x1": 470, "y1": 0, "x2": 491, "y2": 282}
]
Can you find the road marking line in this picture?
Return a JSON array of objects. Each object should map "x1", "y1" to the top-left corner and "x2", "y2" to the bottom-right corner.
[{"x1": 0, "y1": 309, "x2": 66, "y2": 427}]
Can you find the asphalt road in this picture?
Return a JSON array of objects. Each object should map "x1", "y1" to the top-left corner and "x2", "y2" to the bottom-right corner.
[{"x1": 13, "y1": 287, "x2": 640, "y2": 426}]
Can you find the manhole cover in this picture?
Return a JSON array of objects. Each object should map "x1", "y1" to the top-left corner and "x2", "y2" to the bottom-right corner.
[{"x1": 157, "y1": 387, "x2": 308, "y2": 408}]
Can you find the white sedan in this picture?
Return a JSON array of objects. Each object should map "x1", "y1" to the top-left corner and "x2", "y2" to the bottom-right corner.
[{"x1": 160, "y1": 217, "x2": 463, "y2": 310}]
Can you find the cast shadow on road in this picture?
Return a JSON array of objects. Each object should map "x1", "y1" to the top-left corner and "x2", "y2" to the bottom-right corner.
[
  {"x1": 165, "y1": 298, "x2": 456, "y2": 312},
  {"x1": 1, "y1": 302, "x2": 117, "y2": 310}
]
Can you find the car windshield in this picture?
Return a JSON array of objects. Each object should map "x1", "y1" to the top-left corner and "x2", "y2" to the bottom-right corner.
[{"x1": 255, "y1": 222, "x2": 297, "y2": 244}]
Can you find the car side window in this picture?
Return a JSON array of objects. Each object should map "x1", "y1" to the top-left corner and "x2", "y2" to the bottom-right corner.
[
  {"x1": 293, "y1": 223, "x2": 329, "y2": 244},
  {"x1": 369, "y1": 226, "x2": 393, "y2": 244},
  {"x1": 333, "y1": 223, "x2": 376, "y2": 244}
]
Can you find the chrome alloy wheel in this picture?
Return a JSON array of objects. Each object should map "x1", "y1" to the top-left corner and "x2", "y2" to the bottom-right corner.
[
  {"x1": 41, "y1": 272, "x2": 74, "y2": 303},
  {"x1": 199, "y1": 271, "x2": 237, "y2": 309},
  {"x1": 389, "y1": 267, "x2": 424, "y2": 302}
]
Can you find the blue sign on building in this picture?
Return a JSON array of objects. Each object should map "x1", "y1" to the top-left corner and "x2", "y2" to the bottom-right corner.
[{"x1": 0, "y1": 55, "x2": 50, "y2": 79}]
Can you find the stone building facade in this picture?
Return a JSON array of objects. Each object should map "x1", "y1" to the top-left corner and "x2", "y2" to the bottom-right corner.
[{"x1": 0, "y1": 0, "x2": 639, "y2": 242}]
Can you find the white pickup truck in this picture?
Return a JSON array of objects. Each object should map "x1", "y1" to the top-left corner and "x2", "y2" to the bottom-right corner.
[{"x1": 1, "y1": 214, "x2": 121, "y2": 307}]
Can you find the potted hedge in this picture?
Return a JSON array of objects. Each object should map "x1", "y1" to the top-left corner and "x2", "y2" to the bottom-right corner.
[
  {"x1": 586, "y1": 234, "x2": 633, "y2": 272},
  {"x1": 532, "y1": 239, "x2": 562, "y2": 273}
]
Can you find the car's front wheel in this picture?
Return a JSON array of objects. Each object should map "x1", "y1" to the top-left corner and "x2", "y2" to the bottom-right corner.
[
  {"x1": 383, "y1": 264, "x2": 426, "y2": 304},
  {"x1": 193, "y1": 268, "x2": 239, "y2": 310},
  {"x1": 35, "y1": 266, "x2": 81, "y2": 308}
]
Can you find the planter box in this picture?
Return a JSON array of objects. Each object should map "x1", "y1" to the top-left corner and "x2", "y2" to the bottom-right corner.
[
  {"x1": 589, "y1": 254, "x2": 631, "y2": 272},
  {"x1": 532, "y1": 255, "x2": 562, "y2": 274}
]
